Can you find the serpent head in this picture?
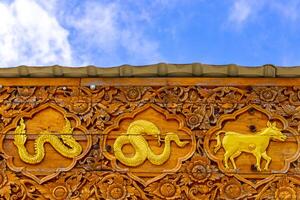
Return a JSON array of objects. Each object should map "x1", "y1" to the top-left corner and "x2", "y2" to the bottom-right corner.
[{"x1": 14, "y1": 118, "x2": 27, "y2": 146}]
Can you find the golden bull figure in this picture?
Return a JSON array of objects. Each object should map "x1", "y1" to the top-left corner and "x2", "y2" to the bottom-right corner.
[{"x1": 214, "y1": 121, "x2": 287, "y2": 171}]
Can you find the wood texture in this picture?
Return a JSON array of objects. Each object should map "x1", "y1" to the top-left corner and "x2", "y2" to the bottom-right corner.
[{"x1": 1, "y1": 78, "x2": 300, "y2": 199}]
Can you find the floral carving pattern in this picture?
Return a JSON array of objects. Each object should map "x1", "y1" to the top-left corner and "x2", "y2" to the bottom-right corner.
[{"x1": 1, "y1": 84, "x2": 300, "y2": 199}]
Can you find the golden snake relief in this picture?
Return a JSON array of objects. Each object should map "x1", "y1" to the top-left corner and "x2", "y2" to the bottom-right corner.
[
  {"x1": 13, "y1": 118, "x2": 82, "y2": 164},
  {"x1": 113, "y1": 120, "x2": 189, "y2": 167},
  {"x1": 214, "y1": 121, "x2": 287, "y2": 171}
]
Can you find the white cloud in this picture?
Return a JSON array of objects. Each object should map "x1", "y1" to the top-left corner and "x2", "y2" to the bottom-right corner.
[
  {"x1": 228, "y1": 0, "x2": 263, "y2": 26},
  {"x1": 270, "y1": 0, "x2": 300, "y2": 21},
  {"x1": 0, "y1": 0, "x2": 164, "y2": 67},
  {"x1": 228, "y1": 0, "x2": 252, "y2": 25},
  {"x1": 0, "y1": 0, "x2": 72, "y2": 67},
  {"x1": 67, "y1": 2, "x2": 120, "y2": 53},
  {"x1": 228, "y1": 0, "x2": 300, "y2": 27},
  {"x1": 63, "y1": 1, "x2": 161, "y2": 66}
]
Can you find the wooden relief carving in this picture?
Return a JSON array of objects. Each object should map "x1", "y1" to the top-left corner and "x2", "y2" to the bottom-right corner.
[
  {"x1": 1, "y1": 83, "x2": 300, "y2": 199},
  {"x1": 0, "y1": 103, "x2": 92, "y2": 184},
  {"x1": 214, "y1": 121, "x2": 286, "y2": 171},
  {"x1": 14, "y1": 117, "x2": 82, "y2": 164},
  {"x1": 205, "y1": 104, "x2": 300, "y2": 188},
  {"x1": 103, "y1": 104, "x2": 195, "y2": 186}
]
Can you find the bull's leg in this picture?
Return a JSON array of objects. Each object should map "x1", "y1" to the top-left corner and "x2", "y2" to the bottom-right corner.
[
  {"x1": 224, "y1": 151, "x2": 232, "y2": 169},
  {"x1": 230, "y1": 151, "x2": 241, "y2": 170},
  {"x1": 261, "y1": 152, "x2": 272, "y2": 171},
  {"x1": 224, "y1": 148, "x2": 236, "y2": 169},
  {"x1": 253, "y1": 151, "x2": 262, "y2": 171}
]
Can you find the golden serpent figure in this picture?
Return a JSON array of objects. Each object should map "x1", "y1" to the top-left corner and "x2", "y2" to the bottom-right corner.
[
  {"x1": 14, "y1": 117, "x2": 82, "y2": 164},
  {"x1": 113, "y1": 120, "x2": 189, "y2": 167}
]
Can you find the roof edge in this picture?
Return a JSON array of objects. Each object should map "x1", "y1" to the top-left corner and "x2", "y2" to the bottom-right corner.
[{"x1": 0, "y1": 63, "x2": 300, "y2": 78}]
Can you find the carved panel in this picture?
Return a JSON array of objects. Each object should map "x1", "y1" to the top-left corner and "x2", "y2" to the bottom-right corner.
[
  {"x1": 103, "y1": 104, "x2": 195, "y2": 186},
  {"x1": 1, "y1": 103, "x2": 92, "y2": 184},
  {"x1": 0, "y1": 82, "x2": 300, "y2": 199},
  {"x1": 204, "y1": 104, "x2": 300, "y2": 188}
]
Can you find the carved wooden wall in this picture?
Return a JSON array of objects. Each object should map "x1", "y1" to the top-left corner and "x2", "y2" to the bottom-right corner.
[{"x1": 1, "y1": 78, "x2": 300, "y2": 199}]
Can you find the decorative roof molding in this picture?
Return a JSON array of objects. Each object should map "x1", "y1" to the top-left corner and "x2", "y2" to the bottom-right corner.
[{"x1": 0, "y1": 63, "x2": 299, "y2": 78}]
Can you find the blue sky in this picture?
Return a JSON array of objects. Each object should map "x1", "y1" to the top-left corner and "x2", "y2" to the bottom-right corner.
[{"x1": 0, "y1": 0, "x2": 300, "y2": 67}]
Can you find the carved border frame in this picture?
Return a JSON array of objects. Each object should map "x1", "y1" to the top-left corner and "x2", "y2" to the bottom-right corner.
[
  {"x1": 204, "y1": 104, "x2": 300, "y2": 188},
  {"x1": 102, "y1": 103, "x2": 196, "y2": 186},
  {"x1": 0, "y1": 103, "x2": 92, "y2": 184}
]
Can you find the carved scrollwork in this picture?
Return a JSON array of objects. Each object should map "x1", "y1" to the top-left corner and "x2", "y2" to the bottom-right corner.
[
  {"x1": 1, "y1": 103, "x2": 92, "y2": 184},
  {"x1": 102, "y1": 104, "x2": 196, "y2": 186},
  {"x1": 0, "y1": 84, "x2": 300, "y2": 198}
]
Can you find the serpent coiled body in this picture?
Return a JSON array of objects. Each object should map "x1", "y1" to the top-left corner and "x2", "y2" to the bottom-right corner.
[
  {"x1": 113, "y1": 120, "x2": 189, "y2": 167},
  {"x1": 14, "y1": 118, "x2": 82, "y2": 164}
]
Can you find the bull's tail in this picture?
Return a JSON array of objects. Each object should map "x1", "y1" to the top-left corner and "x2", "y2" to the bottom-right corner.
[{"x1": 213, "y1": 131, "x2": 225, "y2": 154}]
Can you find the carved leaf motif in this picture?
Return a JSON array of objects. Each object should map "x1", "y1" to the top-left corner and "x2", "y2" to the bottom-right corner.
[
  {"x1": 1, "y1": 187, "x2": 11, "y2": 199},
  {"x1": 180, "y1": 174, "x2": 192, "y2": 186},
  {"x1": 144, "y1": 182, "x2": 159, "y2": 193},
  {"x1": 1, "y1": 84, "x2": 300, "y2": 198},
  {"x1": 80, "y1": 185, "x2": 92, "y2": 200},
  {"x1": 126, "y1": 186, "x2": 141, "y2": 200},
  {"x1": 105, "y1": 102, "x2": 123, "y2": 115}
]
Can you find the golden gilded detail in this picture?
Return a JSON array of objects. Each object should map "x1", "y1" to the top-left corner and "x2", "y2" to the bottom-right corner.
[
  {"x1": 214, "y1": 121, "x2": 287, "y2": 171},
  {"x1": 2, "y1": 84, "x2": 300, "y2": 199},
  {"x1": 113, "y1": 120, "x2": 189, "y2": 167},
  {"x1": 13, "y1": 117, "x2": 82, "y2": 164}
]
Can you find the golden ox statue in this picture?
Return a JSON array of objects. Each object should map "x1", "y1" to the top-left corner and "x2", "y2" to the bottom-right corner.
[{"x1": 214, "y1": 121, "x2": 287, "y2": 171}]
